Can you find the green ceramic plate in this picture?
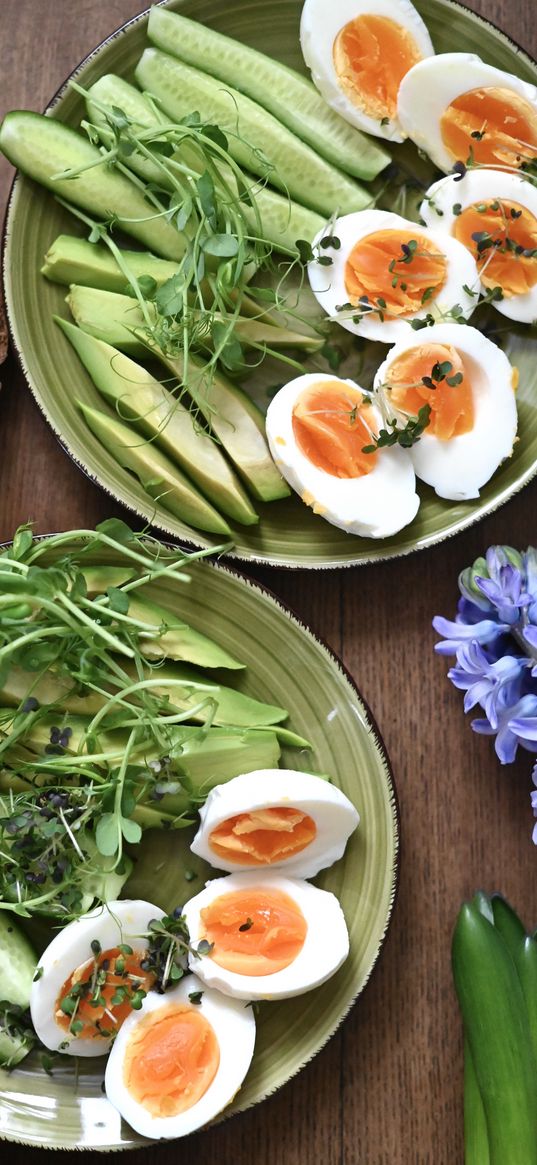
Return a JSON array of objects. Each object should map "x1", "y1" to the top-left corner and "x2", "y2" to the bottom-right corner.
[
  {"x1": 0, "y1": 540, "x2": 398, "y2": 1149},
  {"x1": 4, "y1": 0, "x2": 537, "y2": 571}
]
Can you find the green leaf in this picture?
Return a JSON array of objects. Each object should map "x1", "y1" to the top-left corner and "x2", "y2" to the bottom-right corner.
[
  {"x1": 106, "y1": 586, "x2": 129, "y2": 615},
  {"x1": 201, "y1": 234, "x2": 239, "y2": 259},
  {"x1": 121, "y1": 817, "x2": 142, "y2": 844},
  {"x1": 95, "y1": 519, "x2": 134, "y2": 546},
  {"x1": 95, "y1": 813, "x2": 119, "y2": 857},
  {"x1": 201, "y1": 124, "x2": 228, "y2": 152},
  {"x1": 196, "y1": 170, "x2": 216, "y2": 220},
  {"x1": 175, "y1": 197, "x2": 193, "y2": 232},
  {"x1": 10, "y1": 526, "x2": 34, "y2": 561}
]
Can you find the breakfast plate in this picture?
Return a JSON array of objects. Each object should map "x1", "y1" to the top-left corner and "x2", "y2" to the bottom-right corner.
[
  {"x1": 3, "y1": 0, "x2": 537, "y2": 569},
  {"x1": 0, "y1": 538, "x2": 398, "y2": 1149}
]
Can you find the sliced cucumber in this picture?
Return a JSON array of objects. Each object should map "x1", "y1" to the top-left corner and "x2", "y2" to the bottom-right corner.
[
  {"x1": 135, "y1": 49, "x2": 373, "y2": 218},
  {"x1": 78, "y1": 401, "x2": 232, "y2": 536},
  {"x1": 147, "y1": 7, "x2": 390, "y2": 181},
  {"x1": 0, "y1": 111, "x2": 184, "y2": 260},
  {"x1": 57, "y1": 318, "x2": 258, "y2": 527},
  {"x1": 42, "y1": 235, "x2": 180, "y2": 294},
  {"x1": 88, "y1": 74, "x2": 325, "y2": 253},
  {"x1": 0, "y1": 1014, "x2": 35, "y2": 1070},
  {"x1": 0, "y1": 915, "x2": 37, "y2": 1008}
]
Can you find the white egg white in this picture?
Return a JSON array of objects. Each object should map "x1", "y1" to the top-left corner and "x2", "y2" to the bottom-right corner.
[
  {"x1": 398, "y1": 53, "x2": 537, "y2": 173},
  {"x1": 30, "y1": 899, "x2": 164, "y2": 1057},
  {"x1": 190, "y1": 768, "x2": 360, "y2": 878},
  {"x1": 308, "y1": 210, "x2": 479, "y2": 343},
  {"x1": 104, "y1": 975, "x2": 256, "y2": 1140},
  {"x1": 265, "y1": 372, "x2": 420, "y2": 538},
  {"x1": 420, "y1": 169, "x2": 537, "y2": 323},
  {"x1": 373, "y1": 322, "x2": 518, "y2": 500},
  {"x1": 300, "y1": 0, "x2": 434, "y2": 141},
  {"x1": 183, "y1": 872, "x2": 350, "y2": 1000}
]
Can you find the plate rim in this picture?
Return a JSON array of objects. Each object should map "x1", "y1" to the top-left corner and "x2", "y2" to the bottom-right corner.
[
  {"x1": 0, "y1": 533, "x2": 400, "y2": 1150},
  {"x1": 3, "y1": 0, "x2": 537, "y2": 570}
]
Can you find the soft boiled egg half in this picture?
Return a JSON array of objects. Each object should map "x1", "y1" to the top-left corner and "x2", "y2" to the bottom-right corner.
[
  {"x1": 373, "y1": 322, "x2": 518, "y2": 500},
  {"x1": 265, "y1": 372, "x2": 420, "y2": 538},
  {"x1": 420, "y1": 169, "x2": 537, "y2": 324},
  {"x1": 183, "y1": 873, "x2": 349, "y2": 1001},
  {"x1": 308, "y1": 210, "x2": 480, "y2": 343},
  {"x1": 300, "y1": 0, "x2": 434, "y2": 141},
  {"x1": 190, "y1": 769, "x2": 359, "y2": 879},
  {"x1": 30, "y1": 899, "x2": 164, "y2": 1056},
  {"x1": 104, "y1": 975, "x2": 256, "y2": 1139},
  {"x1": 398, "y1": 53, "x2": 537, "y2": 174}
]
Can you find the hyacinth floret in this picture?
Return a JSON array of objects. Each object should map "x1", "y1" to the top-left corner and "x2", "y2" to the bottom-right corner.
[{"x1": 433, "y1": 546, "x2": 537, "y2": 841}]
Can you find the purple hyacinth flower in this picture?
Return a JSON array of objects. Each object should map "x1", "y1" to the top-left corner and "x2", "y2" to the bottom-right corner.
[
  {"x1": 448, "y1": 643, "x2": 527, "y2": 729},
  {"x1": 432, "y1": 615, "x2": 509, "y2": 656},
  {"x1": 473, "y1": 694, "x2": 537, "y2": 763},
  {"x1": 475, "y1": 563, "x2": 532, "y2": 625},
  {"x1": 532, "y1": 762, "x2": 537, "y2": 844}
]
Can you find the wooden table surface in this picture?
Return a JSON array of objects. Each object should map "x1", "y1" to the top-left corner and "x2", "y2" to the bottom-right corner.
[{"x1": 1, "y1": 1, "x2": 537, "y2": 1161}]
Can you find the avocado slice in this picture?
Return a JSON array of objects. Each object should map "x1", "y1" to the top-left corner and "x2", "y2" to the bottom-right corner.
[
  {"x1": 67, "y1": 286, "x2": 291, "y2": 502},
  {"x1": 42, "y1": 234, "x2": 180, "y2": 294},
  {"x1": 78, "y1": 401, "x2": 232, "y2": 537},
  {"x1": 125, "y1": 595, "x2": 244, "y2": 669},
  {"x1": 58, "y1": 319, "x2": 258, "y2": 527}
]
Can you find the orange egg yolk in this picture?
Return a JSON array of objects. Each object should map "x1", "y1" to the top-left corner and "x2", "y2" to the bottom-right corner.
[
  {"x1": 200, "y1": 888, "x2": 308, "y2": 976},
  {"x1": 452, "y1": 199, "x2": 537, "y2": 297},
  {"x1": 385, "y1": 343, "x2": 474, "y2": 440},
  {"x1": 123, "y1": 1003, "x2": 220, "y2": 1118},
  {"x1": 345, "y1": 230, "x2": 448, "y2": 317},
  {"x1": 333, "y1": 15, "x2": 423, "y2": 120},
  {"x1": 56, "y1": 947, "x2": 155, "y2": 1040},
  {"x1": 440, "y1": 86, "x2": 537, "y2": 168},
  {"x1": 208, "y1": 807, "x2": 317, "y2": 866},
  {"x1": 292, "y1": 381, "x2": 378, "y2": 479}
]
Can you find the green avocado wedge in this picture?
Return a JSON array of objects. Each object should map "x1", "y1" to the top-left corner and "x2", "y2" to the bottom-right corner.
[
  {"x1": 125, "y1": 594, "x2": 245, "y2": 668},
  {"x1": 42, "y1": 235, "x2": 181, "y2": 295},
  {"x1": 57, "y1": 318, "x2": 258, "y2": 526},
  {"x1": 0, "y1": 111, "x2": 185, "y2": 260},
  {"x1": 78, "y1": 401, "x2": 232, "y2": 536}
]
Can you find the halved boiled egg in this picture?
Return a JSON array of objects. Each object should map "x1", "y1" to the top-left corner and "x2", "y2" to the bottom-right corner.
[
  {"x1": 420, "y1": 169, "x2": 537, "y2": 323},
  {"x1": 30, "y1": 899, "x2": 164, "y2": 1056},
  {"x1": 398, "y1": 53, "x2": 537, "y2": 173},
  {"x1": 183, "y1": 873, "x2": 349, "y2": 1000},
  {"x1": 190, "y1": 769, "x2": 359, "y2": 878},
  {"x1": 104, "y1": 975, "x2": 255, "y2": 1139},
  {"x1": 373, "y1": 322, "x2": 518, "y2": 500},
  {"x1": 300, "y1": 0, "x2": 434, "y2": 141},
  {"x1": 308, "y1": 210, "x2": 479, "y2": 343},
  {"x1": 265, "y1": 372, "x2": 420, "y2": 538}
]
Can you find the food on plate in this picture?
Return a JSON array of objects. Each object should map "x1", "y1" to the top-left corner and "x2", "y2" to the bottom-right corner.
[
  {"x1": 300, "y1": 0, "x2": 434, "y2": 142},
  {"x1": 58, "y1": 319, "x2": 258, "y2": 529},
  {"x1": 307, "y1": 210, "x2": 480, "y2": 342},
  {"x1": 265, "y1": 371, "x2": 420, "y2": 537},
  {"x1": 373, "y1": 322, "x2": 518, "y2": 500},
  {"x1": 30, "y1": 900, "x2": 165, "y2": 1056},
  {"x1": 134, "y1": 48, "x2": 373, "y2": 218},
  {"x1": 183, "y1": 872, "x2": 349, "y2": 1000},
  {"x1": 145, "y1": 6, "x2": 389, "y2": 180},
  {"x1": 0, "y1": 916, "x2": 37, "y2": 1068},
  {"x1": 190, "y1": 768, "x2": 360, "y2": 877},
  {"x1": 104, "y1": 975, "x2": 256, "y2": 1139},
  {"x1": 398, "y1": 53, "x2": 537, "y2": 173},
  {"x1": 420, "y1": 170, "x2": 537, "y2": 324}
]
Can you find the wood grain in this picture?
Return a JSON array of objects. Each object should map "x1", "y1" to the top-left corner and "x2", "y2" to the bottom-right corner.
[{"x1": 1, "y1": 2, "x2": 537, "y2": 1161}]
